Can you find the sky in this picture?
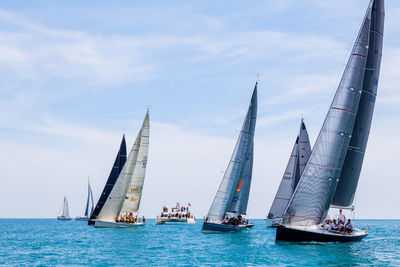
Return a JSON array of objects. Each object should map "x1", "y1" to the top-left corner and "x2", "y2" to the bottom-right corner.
[{"x1": 0, "y1": 0, "x2": 399, "y2": 219}]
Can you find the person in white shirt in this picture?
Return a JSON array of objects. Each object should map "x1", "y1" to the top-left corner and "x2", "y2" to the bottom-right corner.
[
  {"x1": 328, "y1": 219, "x2": 338, "y2": 231},
  {"x1": 338, "y1": 209, "x2": 346, "y2": 225},
  {"x1": 345, "y1": 219, "x2": 354, "y2": 233}
]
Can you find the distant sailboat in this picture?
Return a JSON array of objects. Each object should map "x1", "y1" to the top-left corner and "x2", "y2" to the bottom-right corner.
[
  {"x1": 75, "y1": 178, "x2": 95, "y2": 221},
  {"x1": 202, "y1": 82, "x2": 257, "y2": 233},
  {"x1": 267, "y1": 119, "x2": 311, "y2": 227},
  {"x1": 88, "y1": 135, "x2": 127, "y2": 225},
  {"x1": 94, "y1": 111, "x2": 150, "y2": 228},
  {"x1": 276, "y1": 0, "x2": 384, "y2": 242},
  {"x1": 57, "y1": 196, "x2": 71, "y2": 220}
]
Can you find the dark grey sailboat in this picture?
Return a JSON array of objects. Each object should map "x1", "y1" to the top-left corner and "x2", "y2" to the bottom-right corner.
[
  {"x1": 276, "y1": 0, "x2": 384, "y2": 242},
  {"x1": 202, "y1": 82, "x2": 257, "y2": 233},
  {"x1": 267, "y1": 119, "x2": 311, "y2": 227},
  {"x1": 75, "y1": 178, "x2": 95, "y2": 221},
  {"x1": 88, "y1": 135, "x2": 127, "y2": 225}
]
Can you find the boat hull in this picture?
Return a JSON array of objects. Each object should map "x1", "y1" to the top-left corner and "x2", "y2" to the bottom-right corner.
[
  {"x1": 75, "y1": 217, "x2": 89, "y2": 221},
  {"x1": 94, "y1": 221, "x2": 145, "y2": 228},
  {"x1": 57, "y1": 217, "x2": 71, "y2": 221},
  {"x1": 275, "y1": 225, "x2": 367, "y2": 243},
  {"x1": 156, "y1": 217, "x2": 196, "y2": 225},
  {"x1": 202, "y1": 222, "x2": 254, "y2": 233}
]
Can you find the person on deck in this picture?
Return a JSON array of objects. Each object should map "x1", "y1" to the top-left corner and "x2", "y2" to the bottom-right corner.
[
  {"x1": 328, "y1": 219, "x2": 338, "y2": 231},
  {"x1": 345, "y1": 219, "x2": 353, "y2": 233},
  {"x1": 142, "y1": 216, "x2": 146, "y2": 223},
  {"x1": 338, "y1": 209, "x2": 346, "y2": 225}
]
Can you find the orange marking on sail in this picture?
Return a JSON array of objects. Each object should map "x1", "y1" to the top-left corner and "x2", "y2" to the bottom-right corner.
[{"x1": 236, "y1": 180, "x2": 243, "y2": 192}]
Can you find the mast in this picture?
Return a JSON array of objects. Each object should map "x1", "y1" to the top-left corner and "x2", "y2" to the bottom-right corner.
[
  {"x1": 332, "y1": 0, "x2": 384, "y2": 207},
  {"x1": 267, "y1": 120, "x2": 311, "y2": 220},
  {"x1": 88, "y1": 135, "x2": 127, "y2": 225},
  {"x1": 282, "y1": 2, "x2": 373, "y2": 227},
  {"x1": 206, "y1": 82, "x2": 257, "y2": 222},
  {"x1": 96, "y1": 111, "x2": 149, "y2": 221}
]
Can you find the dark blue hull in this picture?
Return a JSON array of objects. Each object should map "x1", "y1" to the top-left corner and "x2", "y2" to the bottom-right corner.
[
  {"x1": 275, "y1": 226, "x2": 367, "y2": 243},
  {"x1": 202, "y1": 222, "x2": 254, "y2": 233}
]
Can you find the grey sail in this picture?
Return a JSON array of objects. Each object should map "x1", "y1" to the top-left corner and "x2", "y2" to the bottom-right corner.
[
  {"x1": 84, "y1": 180, "x2": 91, "y2": 217},
  {"x1": 267, "y1": 120, "x2": 311, "y2": 220},
  {"x1": 206, "y1": 83, "x2": 257, "y2": 222},
  {"x1": 332, "y1": 0, "x2": 384, "y2": 208},
  {"x1": 282, "y1": 3, "x2": 372, "y2": 227},
  {"x1": 295, "y1": 120, "x2": 312, "y2": 189}
]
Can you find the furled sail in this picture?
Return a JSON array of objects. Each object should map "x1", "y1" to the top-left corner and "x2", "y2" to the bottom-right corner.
[
  {"x1": 97, "y1": 111, "x2": 149, "y2": 222},
  {"x1": 89, "y1": 136, "x2": 127, "y2": 225},
  {"x1": 120, "y1": 112, "x2": 150, "y2": 213},
  {"x1": 282, "y1": 2, "x2": 373, "y2": 227},
  {"x1": 332, "y1": 0, "x2": 384, "y2": 207},
  {"x1": 268, "y1": 120, "x2": 311, "y2": 220},
  {"x1": 58, "y1": 196, "x2": 70, "y2": 218},
  {"x1": 206, "y1": 83, "x2": 257, "y2": 222}
]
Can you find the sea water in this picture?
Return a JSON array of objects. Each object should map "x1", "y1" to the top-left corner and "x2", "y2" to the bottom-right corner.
[{"x1": 0, "y1": 219, "x2": 399, "y2": 265}]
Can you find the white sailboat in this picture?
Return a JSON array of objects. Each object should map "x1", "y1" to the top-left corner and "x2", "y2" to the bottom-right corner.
[
  {"x1": 57, "y1": 196, "x2": 71, "y2": 220},
  {"x1": 94, "y1": 111, "x2": 150, "y2": 228}
]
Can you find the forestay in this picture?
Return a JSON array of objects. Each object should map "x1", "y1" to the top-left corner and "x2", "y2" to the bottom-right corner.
[
  {"x1": 282, "y1": 2, "x2": 373, "y2": 227},
  {"x1": 206, "y1": 83, "x2": 257, "y2": 222}
]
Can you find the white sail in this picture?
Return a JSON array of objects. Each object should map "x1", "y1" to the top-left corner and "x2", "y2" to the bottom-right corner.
[
  {"x1": 96, "y1": 111, "x2": 149, "y2": 222},
  {"x1": 121, "y1": 112, "x2": 150, "y2": 213},
  {"x1": 58, "y1": 196, "x2": 69, "y2": 218}
]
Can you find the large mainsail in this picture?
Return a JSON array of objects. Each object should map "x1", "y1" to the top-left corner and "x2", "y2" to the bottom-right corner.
[
  {"x1": 120, "y1": 112, "x2": 150, "y2": 213},
  {"x1": 282, "y1": 1, "x2": 373, "y2": 227},
  {"x1": 88, "y1": 136, "x2": 127, "y2": 224},
  {"x1": 206, "y1": 83, "x2": 257, "y2": 222},
  {"x1": 268, "y1": 120, "x2": 311, "y2": 220},
  {"x1": 96, "y1": 112, "x2": 149, "y2": 222},
  {"x1": 332, "y1": 0, "x2": 384, "y2": 208}
]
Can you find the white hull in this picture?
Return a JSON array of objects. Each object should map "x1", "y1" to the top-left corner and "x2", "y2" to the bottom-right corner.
[
  {"x1": 94, "y1": 220, "x2": 145, "y2": 228},
  {"x1": 156, "y1": 216, "x2": 195, "y2": 225}
]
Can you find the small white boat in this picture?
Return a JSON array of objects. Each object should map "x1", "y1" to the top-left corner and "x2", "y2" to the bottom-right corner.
[
  {"x1": 57, "y1": 196, "x2": 71, "y2": 221},
  {"x1": 156, "y1": 204, "x2": 195, "y2": 224},
  {"x1": 94, "y1": 220, "x2": 145, "y2": 228}
]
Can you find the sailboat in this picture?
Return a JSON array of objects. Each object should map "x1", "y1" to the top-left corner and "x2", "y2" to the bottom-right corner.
[
  {"x1": 57, "y1": 196, "x2": 71, "y2": 220},
  {"x1": 202, "y1": 82, "x2": 257, "y2": 233},
  {"x1": 276, "y1": 0, "x2": 384, "y2": 242},
  {"x1": 93, "y1": 111, "x2": 150, "y2": 228},
  {"x1": 88, "y1": 135, "x2": 127, "y2": 225},
  {"x1": 266, "y1": 119, "x2": 311, "y2": 227},
  {"x1": 75, "y1": 178, "x2": 95, "y2": 221}
]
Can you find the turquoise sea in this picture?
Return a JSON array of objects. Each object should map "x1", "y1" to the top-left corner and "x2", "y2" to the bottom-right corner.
[{"x1": 1, "y1": 219, "x2": 399, "y2": 266}]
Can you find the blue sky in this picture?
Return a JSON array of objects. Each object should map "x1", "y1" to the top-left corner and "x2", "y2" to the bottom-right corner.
[{"x1": 0, "y1": 0, "x2": 399, "y2": 219}]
